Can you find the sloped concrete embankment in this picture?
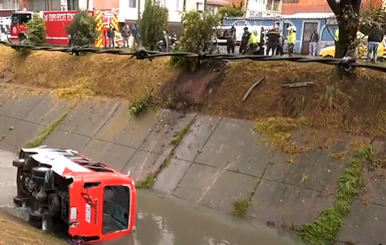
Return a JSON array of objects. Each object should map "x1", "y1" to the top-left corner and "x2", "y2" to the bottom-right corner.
[{"x1": 0, "y1": 86, "x2": 386, "y2": 244}]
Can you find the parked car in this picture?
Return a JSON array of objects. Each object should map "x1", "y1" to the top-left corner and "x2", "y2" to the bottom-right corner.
[
  {"x1": 319, "y1": 33, "x2": 386, "y2": 60},
  {"x1": 12, "y1": 146, "x2": 137, "y2": 244}
]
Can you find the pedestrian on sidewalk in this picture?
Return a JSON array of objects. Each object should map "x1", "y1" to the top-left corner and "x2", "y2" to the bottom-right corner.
[
  {"x1": 366, "y1": 24, "x2": 384, "y2": 63},
  {"x1": 309, "y1": 30, "x2": 319, "y2": 56},
  {"x1": 121, "y1": 24, "x2": 130, "y2": 48},
  {"x1": 132, "y1": 23, "x2": 140, "y2": 46},
  {"x1": 107, "y1": 24, "x2": 116, "y2": 48}
]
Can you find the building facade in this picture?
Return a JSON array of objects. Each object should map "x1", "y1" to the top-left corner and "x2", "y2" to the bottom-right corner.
[
  {"x1": 281, "y1": 0, "x2": 331, "y2": 15},
  {"x1": 281, "y1": 0, "x2": 384, "y2": 15},
  {"x1": 244, "y1": 0, "x2": 281, "y2": 17},
  {"x1": 9, "y1": 0, "x2": 93, "y2": 11}
]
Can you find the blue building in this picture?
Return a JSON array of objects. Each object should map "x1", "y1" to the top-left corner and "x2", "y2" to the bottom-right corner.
[{"x1": 223, "y1": 13, "x2": 338, "y2": 54}]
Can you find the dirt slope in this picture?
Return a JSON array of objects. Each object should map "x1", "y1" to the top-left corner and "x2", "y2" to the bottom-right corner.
[
  {"x1": 0, "y1": 46, "x2": 177, "y2": 101},
  {"x1": 1, "y1": 45, "x2": 386, "y2": 138},
  {"x1": 161, "y1": 60, "x2": 386, "y2": 138},
  {"x1": 0, "y1": 210, "x2": 66, "y2": 245}
]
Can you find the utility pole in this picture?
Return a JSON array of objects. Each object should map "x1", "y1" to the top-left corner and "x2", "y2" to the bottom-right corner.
[{"x1": 86, "y1": 0, "x2": 89, "y2": 10}]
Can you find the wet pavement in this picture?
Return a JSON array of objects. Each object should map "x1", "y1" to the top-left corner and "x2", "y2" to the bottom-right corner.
[
  {"x1": 0, "y1": 149, "x2": 302, "y2": 245},
  {"x1": 0, "y1": 86, "x2": 386, "y2": 244}
]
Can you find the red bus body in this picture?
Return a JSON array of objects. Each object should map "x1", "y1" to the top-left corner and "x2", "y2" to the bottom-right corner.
[
  {"x1": 10, "y1": 10, "x2": 93, "y2": 46},
  {"x1": 20, "y1": 147, "x2": 137, "y2": 244}
]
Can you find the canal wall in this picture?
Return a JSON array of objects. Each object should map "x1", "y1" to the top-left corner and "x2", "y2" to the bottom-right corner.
[{"x1": 0, "y1": 85, "x2": 385, "y2": 244}]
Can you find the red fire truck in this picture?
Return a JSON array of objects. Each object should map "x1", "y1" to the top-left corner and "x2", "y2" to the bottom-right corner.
[{"x1": 10, "y1": 10, "x2": 91, "y2": 46}]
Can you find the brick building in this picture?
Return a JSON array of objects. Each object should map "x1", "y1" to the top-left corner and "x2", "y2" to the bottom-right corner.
[
  {"x1": 281, "y1": 0, "x2": 384, "y2": 15},
  {"x1": 281, "y1": 0, "x2": 331, "y2": 15}
]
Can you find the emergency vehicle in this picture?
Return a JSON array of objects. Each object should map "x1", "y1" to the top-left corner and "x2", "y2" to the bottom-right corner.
[
  {"x1": 10, "y1": 10, "x2": 78, "y2": 45},
  {"x1": 9, "y1": 10, "x2": 117, "y2": 46},
  {"x1": 12, "y1": 146, "x2": 137, "y2": 244},
  {"x1": 0, "y1": 16, "x2": 11, "y2": 42}
]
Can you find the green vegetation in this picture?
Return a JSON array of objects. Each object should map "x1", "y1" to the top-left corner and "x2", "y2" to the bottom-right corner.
[
  {"x1": 170, "y1": 11, "x2": 221, "y2": 69},
  {"x1": 135, "y1": 172, "x2": 157, "y2": 189},
  {"x1": 170, "y1": 124, "x2": 191, "y2": 145},
  {"x1": 65, "y1": 10, "x2": 99, "y2": 46},
  {"x1": 139, "y1": 0, "x2": 169, "y2": 50},
  {"x1": 25, "y1": 13, "x2": 46, "y2": 46},
  {"x1": 231, "y1": 196, "x2": 251, "y2": 217},
  {"x1": 218, "y1": 2, "x2": 246, "y2": 18},
  {"x1": 129, "y1": 89, "x2": 158, "y2": 116},
  {"x1": 25, "y1": 112, "x2": 68, "y2": 148},
  {"x1": 298, "y1": 146, "x2": 373, "y2": 245}
]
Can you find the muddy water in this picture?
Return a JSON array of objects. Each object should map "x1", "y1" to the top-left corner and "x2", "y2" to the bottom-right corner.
[{"x1": 0, "y1": 150, "x2": 302, "y2": 245}]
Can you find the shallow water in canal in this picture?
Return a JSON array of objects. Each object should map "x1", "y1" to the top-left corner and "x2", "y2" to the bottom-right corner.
[
  {"x1": 0, "y1": 150, "x2": 303, "y2": 245},
  {"x1": 107, "y1": 190, "x2": 303, "y2": 245}
]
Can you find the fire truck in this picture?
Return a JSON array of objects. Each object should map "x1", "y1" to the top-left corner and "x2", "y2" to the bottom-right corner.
[
  {"x1": 9, "y1": 10, "x2": 118, "y2": 47},
  {"x1": 10, "y1": 10, "x2": 79, "y2": 45}
]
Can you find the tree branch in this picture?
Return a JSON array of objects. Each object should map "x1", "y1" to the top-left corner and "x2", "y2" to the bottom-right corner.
[{"x1": 352, "y1": 0, "x2": 361, "y2": 14}]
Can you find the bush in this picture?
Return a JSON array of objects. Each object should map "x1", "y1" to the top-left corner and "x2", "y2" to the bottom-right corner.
[
  {"x1": 25, "y1": 13, "x2": 46, "y2": 46},
  {"x1": 65, "y1": 10, "x2": 99, "y2": 46},
  {"x1": 170, "y1": 11, "x2": 221, "y2": 69},
  {"x1": 139, "y1": 0, "x2": 169, "y2": 50}
]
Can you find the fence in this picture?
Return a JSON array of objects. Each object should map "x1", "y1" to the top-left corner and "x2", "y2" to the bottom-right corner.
[{"x1": 3, "y1": 40, "x2": 386, "y2": 74}]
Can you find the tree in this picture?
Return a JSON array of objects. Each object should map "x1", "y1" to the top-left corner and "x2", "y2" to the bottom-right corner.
[
  {"x1": 139, "y1": 0, "x2": 169, "y2": 50},
  {"x1": 170, "y1": 11, "x2": 222, "y2": 69},
  {"x1": 65, "y1": 10, "x2": 99, "y2": 46},
  {"x1": 25, "y1": 13, "x2": 46, "y2": 46},
  {"x1": 326, "y1": 0, "x2": 361, "y2": 58},
  {"x1": 218, "y1": 2, "x2": 246, "y2": 18},
  {"x1": 359, "y1": 6, "x2": 386, "y2": 35}
]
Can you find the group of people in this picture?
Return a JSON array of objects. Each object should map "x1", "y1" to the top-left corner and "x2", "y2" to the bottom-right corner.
[
  {"x1": 220, "y1": 23, "x2": 299, "y2": 57},
  {"x1": 105, "y1": 23, "x2": 140, "y2": 48}
]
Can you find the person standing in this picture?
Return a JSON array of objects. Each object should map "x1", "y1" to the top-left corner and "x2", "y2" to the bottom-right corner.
[
  {"x1": 287, "y1": 26, "x2": 296, "y2": 57},
  {"x1": 367, "y1": 24, "x2": 384, "y2": 63},
  {"x1": 240, "y1": 27, "x2": 250, "y2": 54},
  {"x1": 121, "y1": 24, "x2": 130, "y2": 48},
  {"x1": 132, "y1": 23, "x2": 140, "y2": 46},
  {"x1": 107, "y1": 24, "x2": 116, "y2": 48},
  {"x1": 276, "y1": 32, "x2": 284, "y2": 56},
  {"x1": 309, "y1": 30, "x2": 319, "y2": 56},
  {"x1": 266, "y1": 26, "x2": 280, "y2": 55},
  {"x1": 226, "y1": 26, "x2": 236, "y2": 54}
]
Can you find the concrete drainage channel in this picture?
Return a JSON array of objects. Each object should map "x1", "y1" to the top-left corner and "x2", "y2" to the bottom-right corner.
[{"x1": 0, "y1": 85, "x2": 385, "y2": 244}]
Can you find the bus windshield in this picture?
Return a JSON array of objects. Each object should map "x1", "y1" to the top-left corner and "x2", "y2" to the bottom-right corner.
[
  {"x1": 102, "y1": 186, "x2": 130, "y2": 234},
  {"x1": 11, "y1": 14, "x2": 32, "y2": 25}
]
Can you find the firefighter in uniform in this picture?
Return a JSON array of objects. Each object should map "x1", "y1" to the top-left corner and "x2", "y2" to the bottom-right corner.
[{"x1": 240, "y1": 27, "x2": 250, "y2": 54}]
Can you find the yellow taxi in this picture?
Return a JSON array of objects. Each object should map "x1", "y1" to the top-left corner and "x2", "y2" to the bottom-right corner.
[{"x1": 319, "y1": 33, "x2": 386, "y2": 60}]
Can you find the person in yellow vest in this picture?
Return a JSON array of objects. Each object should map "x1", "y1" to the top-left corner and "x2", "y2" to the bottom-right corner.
[
  {"x1": 247, "y1": 31, "x2": 258, "y2": 54},
  {"x1": 287, "y1": 26, "x2": 296, "y2": 57},
  {"x1": 335, "y1": 28, "x2": 339, "y2": 41}
]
